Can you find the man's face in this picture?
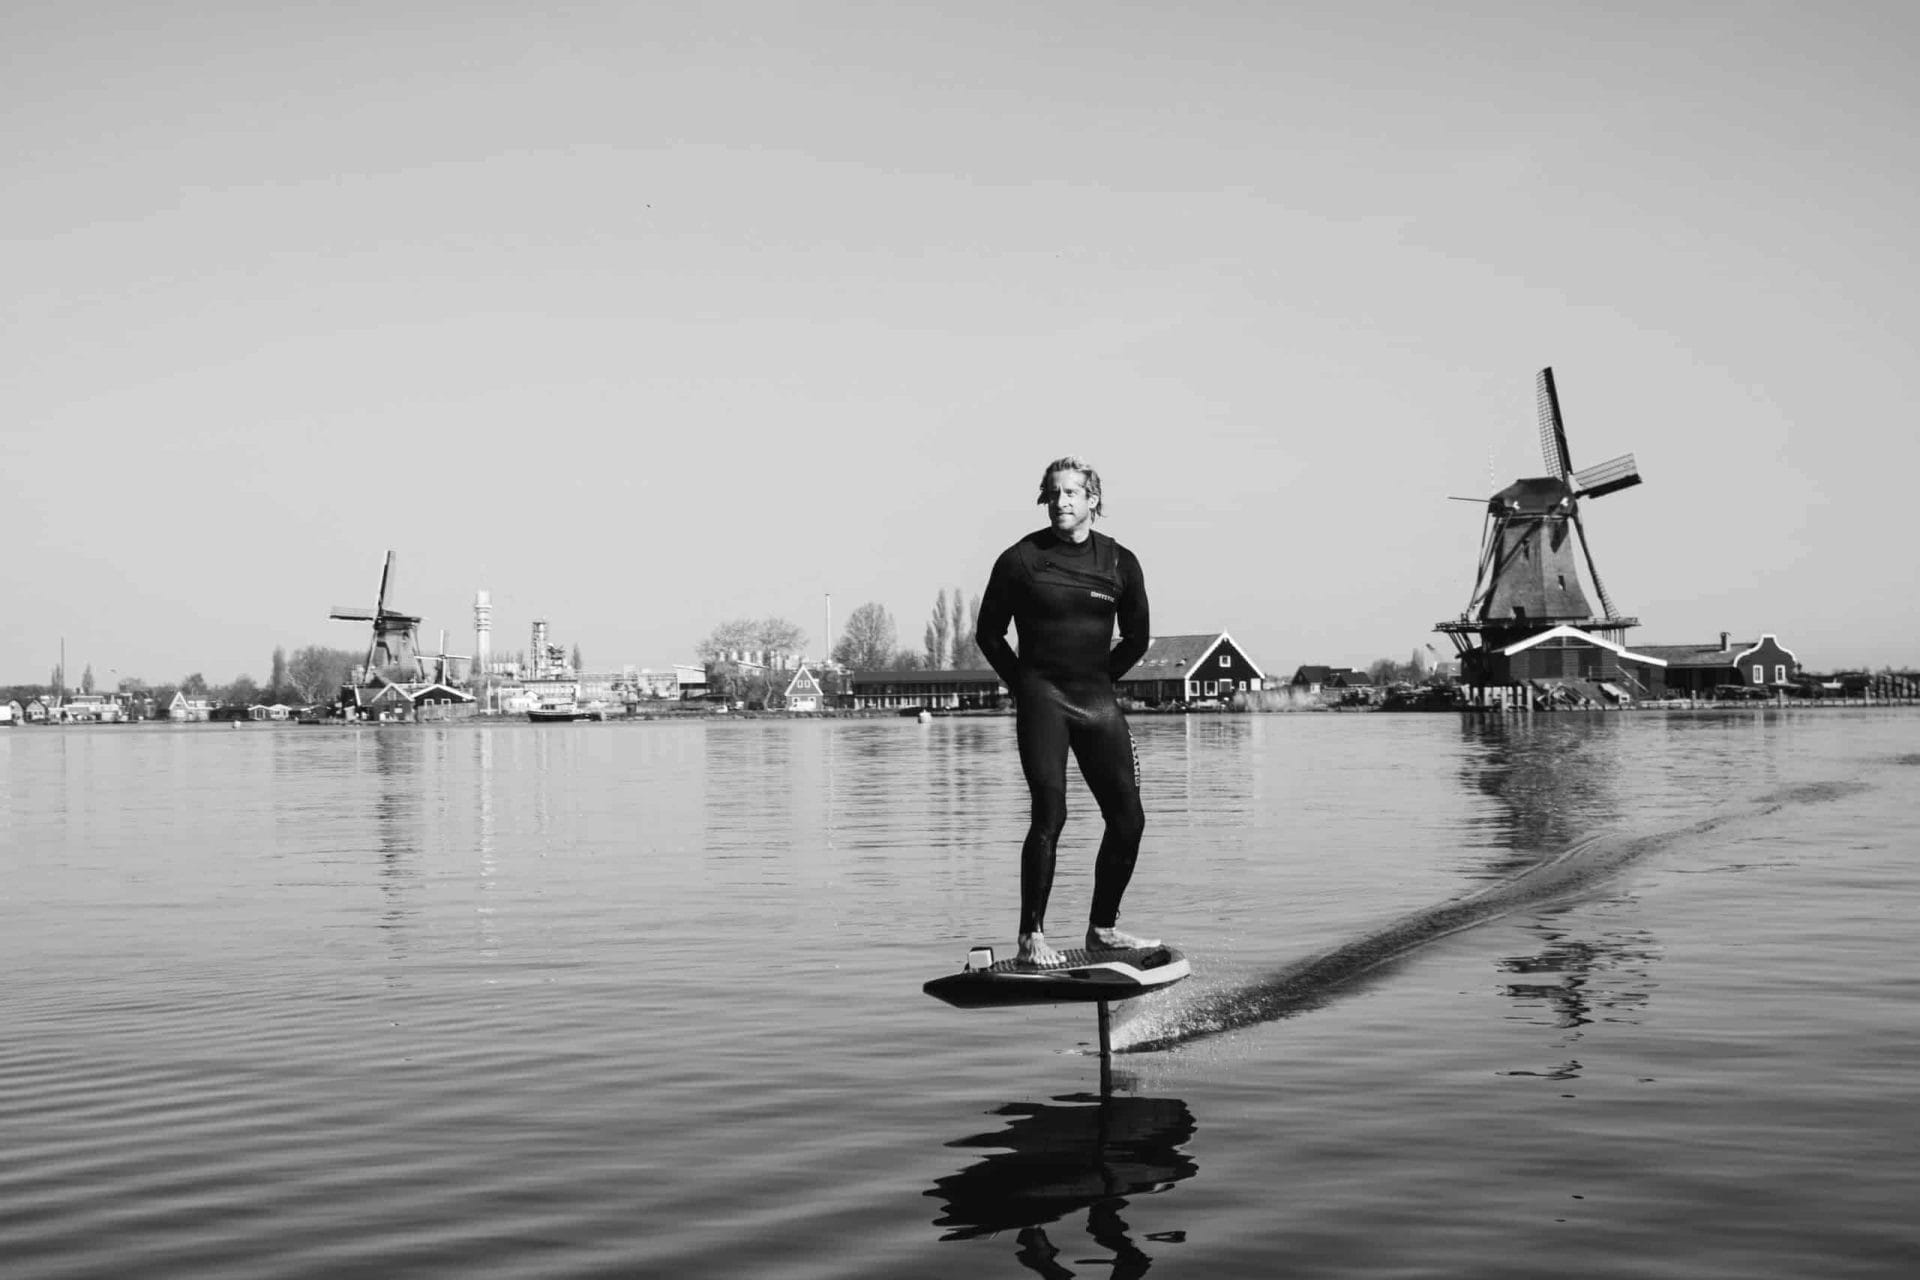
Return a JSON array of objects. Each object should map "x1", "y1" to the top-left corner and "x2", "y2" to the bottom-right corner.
[{"x1": 1044, "y1": 470, "x2": 1095, "y2": 538}]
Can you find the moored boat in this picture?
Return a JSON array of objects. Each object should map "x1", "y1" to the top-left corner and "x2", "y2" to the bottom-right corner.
[{"x1": 527, "y1": 701, "x2": 605, "y2": 723}]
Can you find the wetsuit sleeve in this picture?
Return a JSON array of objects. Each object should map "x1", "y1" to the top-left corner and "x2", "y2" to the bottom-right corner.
[
  {"x1": 1107, "y1": 545, "x2": 1150, "y2": 681},
  {"x1": 975, "y1": 549, "x2": 1022, "y2": 688}
]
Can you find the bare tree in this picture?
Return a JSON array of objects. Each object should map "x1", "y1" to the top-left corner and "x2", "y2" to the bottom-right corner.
[
  {"x1": 697, "y1": 617, "x2": 808, "y2": 666},
  {"x1": 833, "y1": 602, "x2": 896, "y2": 670},
  {"x1": 699, "y1": 619, "x2": 754, "y2": 661},
  {"x1": 923, "y1": 590, "x2": 951, "y2": 669},
  {"x1": 756, "y1": 616, "x2": 806, "y2": 664},
  {"x1": 286, "y1": 646, "x2": 361, "y2": 704},
  {"x1": 951, "y1": 588, "x2": 988, "y2": 669}
]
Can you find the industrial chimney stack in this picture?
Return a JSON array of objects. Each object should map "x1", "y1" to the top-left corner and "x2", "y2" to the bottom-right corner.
[{"x1": 475, "y1": 591, "x2": 493, "y2": 675}]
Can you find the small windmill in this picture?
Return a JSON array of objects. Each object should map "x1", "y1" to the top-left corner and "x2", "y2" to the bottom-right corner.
[
  {"x1": 330, "y1": 550, "x2": 425, "y2": 684},
  {"x1": 414, "y1": 630, "x2": 472, "y2": 686},
  {"x1": 1438, "y1": 368, "x2": 1644, "y2": 664}
]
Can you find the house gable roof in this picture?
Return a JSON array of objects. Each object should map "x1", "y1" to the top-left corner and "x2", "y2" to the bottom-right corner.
[
  {"x1": 353, "y1": 682, "x2": 415, "y2": 707},
  {"x1": 1634, "y1": 643, "x2": 1741, "y2": 668},
  {"x1": 1736, "y1": 633, "x2": 1797, "y2": 668},
  {"x1": 1498, "y1": 625, "x2": 1668, "y2": 667},
  {"x1": 1120, "y1": 632, "x2": 1263, "y2": 682}
]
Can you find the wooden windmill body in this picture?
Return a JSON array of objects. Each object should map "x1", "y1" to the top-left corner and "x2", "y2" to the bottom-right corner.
[
  {"x1": 1438, "y1": 369, "x2": 1644, "y2": 688},
  {"x1": 330, "y1": 550, "x2": 425, "y2": 685}
]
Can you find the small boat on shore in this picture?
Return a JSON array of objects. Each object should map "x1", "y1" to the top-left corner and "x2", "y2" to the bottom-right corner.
[{"x1": 527, "y1": 701, "x2": 606, "y2": 723}]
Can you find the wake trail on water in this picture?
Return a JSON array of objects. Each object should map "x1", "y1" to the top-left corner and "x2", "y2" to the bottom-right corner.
[{"x1": 1118, "y1": 778, "x2": 1869, "y2": 1054}]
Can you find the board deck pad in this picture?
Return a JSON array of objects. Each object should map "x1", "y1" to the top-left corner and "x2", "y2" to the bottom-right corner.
[{"x1": 923, "y1": 944, "x2": 1190, "y2": 1009}]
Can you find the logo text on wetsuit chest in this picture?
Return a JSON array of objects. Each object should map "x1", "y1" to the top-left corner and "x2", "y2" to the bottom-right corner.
[{"x1": 1089, "y1": 590, "x2": 1115, "y2": 603}]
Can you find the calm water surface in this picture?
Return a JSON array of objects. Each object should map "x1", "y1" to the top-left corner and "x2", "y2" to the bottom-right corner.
[{"x1": 3, "y1": 710, "x2": 1918, "y2": 1278}]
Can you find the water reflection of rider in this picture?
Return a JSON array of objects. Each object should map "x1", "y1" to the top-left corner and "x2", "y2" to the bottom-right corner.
[{"x1": 929, "y1": 1091, "x2": 1196, "y2": 1278}]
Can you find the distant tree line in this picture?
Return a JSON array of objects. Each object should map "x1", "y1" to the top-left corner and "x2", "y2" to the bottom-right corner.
[
  {"x1": 823, "y1": 590, "x2": 989, "y2": 674},
  {"x1": 1366, "y1": 649, "x2": 1440, "y2": 688},
  {"x1": 3, "y1": 644, "x2": 368, "y2": 715},
  {"x1": 695, "y1": 617, "x2": 811, "y2": 707},
  {"x1": 686, "y1": 589, "x2": 994, "y2": 709}
]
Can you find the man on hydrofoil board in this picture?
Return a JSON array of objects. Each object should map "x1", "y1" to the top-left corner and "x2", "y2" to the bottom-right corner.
[{"x1": 975, "y1": 455, "x2": 1159, "y2": 969}]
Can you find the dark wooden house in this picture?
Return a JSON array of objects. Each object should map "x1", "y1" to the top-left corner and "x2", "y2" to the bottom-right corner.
[
  {"x1": 1634, "y1": 633, "x2": 1799, "y2": 698},
  {"x1": 1117, "y1": 633, "x2": 1266, "y2": 707},
  {"x1": 1288, "y1": 665, "x2": 1355, "y2": 694},
  {"x1": 1473, "y1": 624, "x2": 1669, "y2": 702}
]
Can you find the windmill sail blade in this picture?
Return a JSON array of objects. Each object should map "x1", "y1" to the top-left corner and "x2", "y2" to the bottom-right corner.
[
  {"x1": 1570, "y1": 507, "x2": 1619, "y2": 620},
  {"x1": 1463, "y1": 509, "x2": 1500, "y2": 619},
  {"x1": 1570, "y1": 452, "x2": 1642, "y2": 500},
  {"x1": 330, "y1": 606, "x2": 376, "y2": 620},
  {"x1": 1536, "y1": 367, "x2": 1573, "y2": 479},
  {"x1": 375, "y1": 551, "x2": 396, "y2": 614}
]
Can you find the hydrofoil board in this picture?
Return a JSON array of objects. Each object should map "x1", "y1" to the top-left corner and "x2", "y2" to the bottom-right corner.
[{"x1": 924, "y1": 944, "x2": 1189, "y2": 1009}]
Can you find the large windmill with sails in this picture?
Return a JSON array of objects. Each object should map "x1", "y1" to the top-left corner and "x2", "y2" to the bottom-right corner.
[
  {"x1": 1436, "y1": 368, "x2": 1656, "y2": 701},
  {"x1": 330, "y1": 550, "x2": 425, "y2": 684}
]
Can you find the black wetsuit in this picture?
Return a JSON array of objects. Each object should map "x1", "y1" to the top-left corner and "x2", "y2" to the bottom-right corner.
[{"x1": 974, "y1": 528, "x2": 1151, "y2": 938}]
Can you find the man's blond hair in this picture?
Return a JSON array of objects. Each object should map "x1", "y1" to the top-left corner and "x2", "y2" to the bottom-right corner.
[{"x1": 1035, "y1": 456, "x2": 1103, "y2": 518}]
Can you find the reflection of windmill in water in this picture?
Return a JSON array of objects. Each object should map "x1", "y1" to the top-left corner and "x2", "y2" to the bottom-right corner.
[
  {"x1": 1437, "y1": 369, "x2": 1657, "y2": 707},
  {"x1": 331, "y1": 550, "x2": 425, "y2": 683}
]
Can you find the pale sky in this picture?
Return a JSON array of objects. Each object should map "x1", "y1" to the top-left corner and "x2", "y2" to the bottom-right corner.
[{"x1": 6, "y1": 1, "x2": 1918, "y2": 687}]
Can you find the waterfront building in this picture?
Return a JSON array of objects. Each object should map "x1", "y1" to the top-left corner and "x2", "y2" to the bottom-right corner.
[
  {"x1": 56, "y1": 695, "x2": 125, "y2": 724},
  {"x1": 166, "y1": 692, "x2": 215, "y2": 721},
  {"x1": 847, "y1": 669, "x2": 1003, "y2": 711},
  {"x1": 1117, "y1": 633, "x2": 1266, "y2": 707},
  {"x1": 783, "y1": 667, "x2": 825, "y2": 713},
  {"x1": 1634, "y1": 633, "x2": 1800, "y2": 698},
  {"x1": 1454, "y1": 624, "x2": 1667, "y2": 707},
  {"x1": 345, "y1": 677, "x2": 476, "y2": 721},
  {"x1": 516, "y1": 677, "x2": 579, "y2": 712},
  {"x1": 494, "y1": 685, "x2": 536, "y2": 713},
  {"x1": 1289, "y1": 665, "x2": 1355, "y2": 695}
]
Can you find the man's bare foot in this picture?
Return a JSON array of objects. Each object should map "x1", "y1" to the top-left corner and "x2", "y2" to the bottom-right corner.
[
  {"x1": 1087, "y1": 925, "x2": 1160, "y2": 951},
  {"x1": 1017, "y1": 931, "x2": 1066, "y2": 968}
]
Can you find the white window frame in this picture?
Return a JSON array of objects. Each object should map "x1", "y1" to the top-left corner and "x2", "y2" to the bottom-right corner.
[
  {"x1": 1775, "y1": 664, "x2": 1787, "y2": 683},
  {"x1": 1187, "y1": 680, "x2": 1199, "y2": 697},
  {"x1": 1204, "y1": 680, "x2": 1217, "y2": 696},
  {"x1": 1218, "y1": 654, "x2": 1231, "y2": 667},
  {"x1": 1752, "y1": 663, "x2": 1764, "y2": 683}
]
